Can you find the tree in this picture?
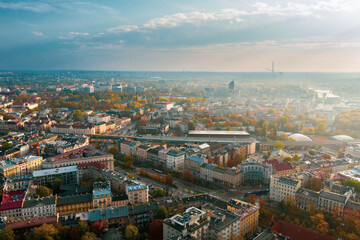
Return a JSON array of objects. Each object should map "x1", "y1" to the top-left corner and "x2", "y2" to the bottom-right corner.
[
  {"x1": 77, "y1": 220, "x2": 89, "y2": 237},
  {"x1": 106, "y1": 146, "x2": 119, "y2": 155},
  {"x1": 321, "y1": 153, "x2": 331, "y2": 160},
  {"x1": 261, "y1": 121, "x2": 268, "y2": 138},
  {"x1": 292, "y1": 154, "x2": 300, "y2": 162},
  {"x1": 93, "y1": 177, "x2": 106, "y2": 183},
  {"x1": 81, "y1": 232, "x2": 97, "y2": 240},
  {"x1": 149, "y1": 219, "x2": 163, "y2": 240},
  {"x1": 35, "y1": 186, "x2": 53, "y2": 198},
  {"x1": 0, "y1": 227, "x2": 15, "y2": 240},
  {"x1": 69, "y1": 225, "x2": 80, "y2": 240},
  {"x1": 273, "y1": 124, "x2": 278, "y2": 139},
  {"x1": 235, "y1": 154, "x2": 245, "y2": 164},
  {"x1": 282, "y1": 157, "x2": 292, "y2": 163},
  {"x1": 90, "y1": 220, "x2": 108, "y2": 235},
  {"x1": 124, "y1": 225, "x2": 139, "y2": 240},
  {"x1": 343, "y1": 179, "x2": 360, "y2": 192},
  {"x1": 188, "y1": 121, "x2": 195, "y2": 131},
  {"x1": 274, "y1": 141, "x2": 284, "y2": 149},
  {"x1": 182, "y1": 170, "x2": 195, "y2": 182},
  {"x1": 53, "y1": 178, "x2": 63, "y2": 194},
  {"x1": 151, "y1": 188, "x2": 167, "y2": 198},
  {"x1": 73, "y1": 110, "x2": 83, "y2": 121},
  {"x1": 227, "y1": 159, "x2": 237, "y2": 168},
  {"x1": 316, "y1": 122, "x2": 327, "y2": 135},
  {"x1": 230, "y1": 236, "x2": 244, "y2": 240},
  {"x1": 303, "y1": 177, "x2": 323, "y2": 191},
  {"x1": 309, "y1": 149, "x2": 316, "y2": 156},
  {"x1": 27, "y1": 223, "x2": 59, "y2": 240},
  {"x1": 1, "y1": 142, "x2": 13, "y2": 151},
  {"x1": 165, "y1": 174, "x2": 173, "y2": 185},
  {"x1": 247, "y1": 194, "x2": 258, "y2": 205},
  {"x1": 156, "y1": 205, "x2": 168, "y2": 219}
]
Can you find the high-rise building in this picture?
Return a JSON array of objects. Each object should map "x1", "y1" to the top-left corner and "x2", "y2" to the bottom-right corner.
[{"x1": 228, "y1": 80, "x2": 234, "y2": 93}]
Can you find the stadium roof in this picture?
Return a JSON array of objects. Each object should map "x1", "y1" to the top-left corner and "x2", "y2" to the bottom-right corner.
[{"x1": 189, "y1": 130, "x2": 250, "y2": 136}]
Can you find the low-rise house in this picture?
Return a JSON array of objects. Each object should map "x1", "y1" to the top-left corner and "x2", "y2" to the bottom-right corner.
[{"x1": 22, "y1": 196, "x2": 57, "y2": 218}]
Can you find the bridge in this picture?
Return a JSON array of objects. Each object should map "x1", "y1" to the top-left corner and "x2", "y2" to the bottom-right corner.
[{"x1": 88, "y1": 134, "x2": 360, "y2": 146}]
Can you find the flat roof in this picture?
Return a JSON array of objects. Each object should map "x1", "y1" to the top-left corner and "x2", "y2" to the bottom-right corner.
[
  {"x1": 188, "y1": 130, "x2": 250, "y2": 136},
  {"x1": 33, "y1": 165, "x2": 78, "y2": 177}
]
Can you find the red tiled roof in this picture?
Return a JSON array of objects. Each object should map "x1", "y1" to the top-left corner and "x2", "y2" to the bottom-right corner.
[
  {"x1": 78, "y1": 162, "x2": 105, "y2": 170},
  {"x1": 271, "y1": 220, "x2": 336, "y2": 240},
  {"x1": 6, "y1": 215, "x2": 58, "y2": 230},
  {"x1": 264, "y1": 160, "x2": 293, "y2": 172},
  {"x1": 0, "y1": 189, "x2": 26, "y2": 211}
]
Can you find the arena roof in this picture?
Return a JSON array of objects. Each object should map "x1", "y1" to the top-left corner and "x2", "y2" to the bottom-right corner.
[{"x1": 289, "y1": 133, "x2": 312, "y2": 142}]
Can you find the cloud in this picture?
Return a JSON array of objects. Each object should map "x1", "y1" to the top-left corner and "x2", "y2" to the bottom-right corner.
[
  {"x1": 0, "y1": 1, "x2": 53, "y2": 13},
  {"x1": 32, "y1": 31, "x2": 44, "y2": 37},
  {"x1": 59, "y1": 32, "x2": 89, "y2": 39}
]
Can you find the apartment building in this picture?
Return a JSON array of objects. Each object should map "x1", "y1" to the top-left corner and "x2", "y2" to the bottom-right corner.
[
  {"x1": 33, "y1": 165, "x2": 82, "y2": 186},
  {"x1": 22, "y1": 196, "x2": 57, "y2": 218},
  {"x1": 270, "y1": 175, "x2": 301, "y2": 202},
  {"x1": 126, "y1": 184, "x2": 149, "y2": 205},
  {"x1": 166, "y1": 150, "x2": 186, "y2": 171}
]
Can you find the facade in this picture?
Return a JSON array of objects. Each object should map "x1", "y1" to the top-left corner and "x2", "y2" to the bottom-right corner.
[
  {"x1": 166, "y1": 150, "x2": 186, "y2": 171},
  {"x1": 89, "y1": 205, "x2": 129, "y2": 228},
  {"x1": 56, "y1": 193, "x2": 93, "y2": 217},
  {"x1": 227, "y1": 199, "x2": 259, "y2": 238},
  {"x1": 0, "y1": 189, "x2": 27, "y2": 219},
  {"x1": 126, "y1": 184, "x2": 149, "y2": 204},
  {"x1": 22, "y1": 196, "x2": 57, "y2": 218},
  {"x1": 42, "y1": 145, "x2": 114, "y2": 171},
  {"x1": 156, "y1": 197, "x2": 184, "y2": 217},
  {"x1": 203, "y1": 204, "x2": 242, "y2": 240},
  {"x1": 128, "y1": 201, "x2": 158, "y2": 229},
  {"x1": 33, "y1": 165, "x2": 82, "y2": 186},
  {"x1": 163, "y1": 207, "x2": 210, "y2": 240},
  {"x1": 92, "y1": 181, "x2": 112, "y2": 208},
  {"x1": 120, "y1": 140, "x2": 138, "y2": 156},
  {"x1": 264, "y1": 160, "x2": 296, "y2": 176},
  {"x1": 184, "y1": 156, "x2": 207, "y2": 177},
  {"x1": 51, "y1": 123, "x2": 95, "y2": 135},
  {"x1": 239, "y1": 160, "x2": 272, "y2": 184},
  {"x1": 270, "y1": 175, "x2": 301, "y2": 202},
  {"x1": 0, "y1": 156, "x2": 43, "y2": 178},
  {"x1": 295, "y1": 188, "x2": 320, "y2": 209},
  {"x1": 200, "y1": 163, "x2": 242, "y2": 188}
]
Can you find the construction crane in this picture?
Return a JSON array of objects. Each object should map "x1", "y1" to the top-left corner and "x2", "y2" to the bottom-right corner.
[{"x1": 265, "y1": 61, "x2": 275, "y2": 73}]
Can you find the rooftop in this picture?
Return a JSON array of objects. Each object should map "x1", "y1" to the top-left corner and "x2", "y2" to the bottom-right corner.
[
  {"x1": 0, "y1": 189, "x2": 27, "y2": 211},
  {"x1": 33, "y1": 165, "x2": 79, "y2": 177}
]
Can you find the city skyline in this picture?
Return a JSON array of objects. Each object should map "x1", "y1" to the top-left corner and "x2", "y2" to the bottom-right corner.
[{"x1": 1, "y1": 0, "x2": 360, "y2": 72}]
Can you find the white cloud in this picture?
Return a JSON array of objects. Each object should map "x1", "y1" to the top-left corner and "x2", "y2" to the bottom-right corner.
[
  {"x1": 32, "y1": 31, "x2": 44, "y2": 37},
  {"x1": 107, "y1": 25, "x2": 139, "y2": 33},
  {"x1": 0, "y1": 1, "x2": 53, "y2": 13},
  {"x1": 59, "y1": 32, "x2": 89, "y2": 40}
]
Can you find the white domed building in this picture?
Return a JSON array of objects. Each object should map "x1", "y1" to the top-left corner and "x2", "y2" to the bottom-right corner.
[
  {"x1": 289, "y1": 133, "x2": 312, "y2": 142},
  {"x1": 332, "y1": 135, "x2": 354, "y2": 141}
]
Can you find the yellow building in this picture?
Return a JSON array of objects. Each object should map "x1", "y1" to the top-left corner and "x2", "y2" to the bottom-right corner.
[
  {"x1": 92, "y1": 181, "x2": 112, "y2": 208},
  {"x1": 56, "y1": 194, "x2": 93, "y2": 217},
  {"x1": 0, "y1": 162, "x2": 19, "y2": 177},
  {"x1": 227, "y1": 199, "x2": 259, "y2": 238},
  {"x1": 126, "y1": 184, "x2": 148, "y2": 205}
]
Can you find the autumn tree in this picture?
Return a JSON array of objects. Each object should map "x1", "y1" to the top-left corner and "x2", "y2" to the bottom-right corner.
[
  {"x1": 106, "y1": 146, "x2": 119, "y2": 155},
  {"x1": 235, "y1": 154, "x2": 245, "y2": 164},
  {"x1": 73, "y1": 110, "x2": 83, "y2": 121},
  {"x1": 247, "y1": 194, "x2": 258, "y2": 205},
  {"x1": 124, "y1": 224, "x2": 139, "y2": 240},
  {"x1": 35, "y1": 186, "x2": 53, "y2": 198},
  {"x1": 1, "y1": 142, "x2": 13, "y2": 151},
  {"x1": 0, "y1": 227, "x2": 15, "y2": 240},
  {"x1": 165, "y1": 174, "x2": 173, "y2": 185},
  {"x1": 303, "y1": 177, "x2": 323, "y2": 191},
  {"x1": 27, "y1": 223, "x2": 59, "y2": 240},
  {"x1": 81, "y1": 232, "x2": 97, "y2": 240},
  {"x1": 77, "y1": 220, "x2": 90, "y2": 237},
  {"x1": 69, "y1": 225, "x2": 80, "y2": 240},
  {"x1": 156, "y1": 205, "x2": 169, "y2": 219},
  {"x1": 274, "y1": 141, "x2": 284, "y2": 150},
  {"x1": 292, "y1": 154, "x2": 300, "y2": 162},
  {"x1": 182, "y1": 170, "x2": 195, "y2": 182}
]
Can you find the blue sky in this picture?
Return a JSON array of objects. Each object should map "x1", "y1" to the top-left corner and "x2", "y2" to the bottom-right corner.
[{"x1": 1, "y1": 0, "x2": 360, "y2": 71}]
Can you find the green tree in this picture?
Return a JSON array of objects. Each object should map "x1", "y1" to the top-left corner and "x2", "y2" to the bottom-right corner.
[
  {"x1": 73, "y1": 110, "x2": 83, "y2": 121},
  {"x1": 77, "y1": 220, "x2": 90, "y2": 237},
  {"x1": 124, "y1": 224, "x2": 139, "y2": 240},
  {"x1": 188, "y1": 121, "x2": 195, "y2": 131},
  {"x1": 282, "y1": 157, "x2": 292, "y2": 163},
  {"x1": 93, "y1": 177, "x2": 106, "y2": 182},
  {"x1": 273, "y1": 124, "x2": 278, "y2": 139},
  {"x1": 235, "y1": 154, "x2": 245, "y2": 164},
  {"x1": 274, "y1": 141, "x2": 285, "y2": 149},
  {"x1": 0, "y1": 227, "x2": 15, "y2": 240},
  {"x1": 1, "y1": 142, "x2": 13, "y2": 151},
  {"x1": 81, "y1": 232, "x2": 97, "y2": 240},
  {"x1": 156, "y1": 205, "x2": 168, "y2": 219},
  {"x1": 261, "y1": 121, "x2": 268, "y2": 138},
  {"x1": 27, "y1": 223, "x2": 59, "y2": 240},
  {"x1": 53, "y1": 178, "x2": 63, "y2": 194},
  {"x1": 35, "y1": 186, "x2": 53, "y2": 198}
]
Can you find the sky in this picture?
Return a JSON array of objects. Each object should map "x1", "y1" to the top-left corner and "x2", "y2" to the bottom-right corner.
[{"x1": 1, "y1": 0, "x2": 360, "y2": 72}]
